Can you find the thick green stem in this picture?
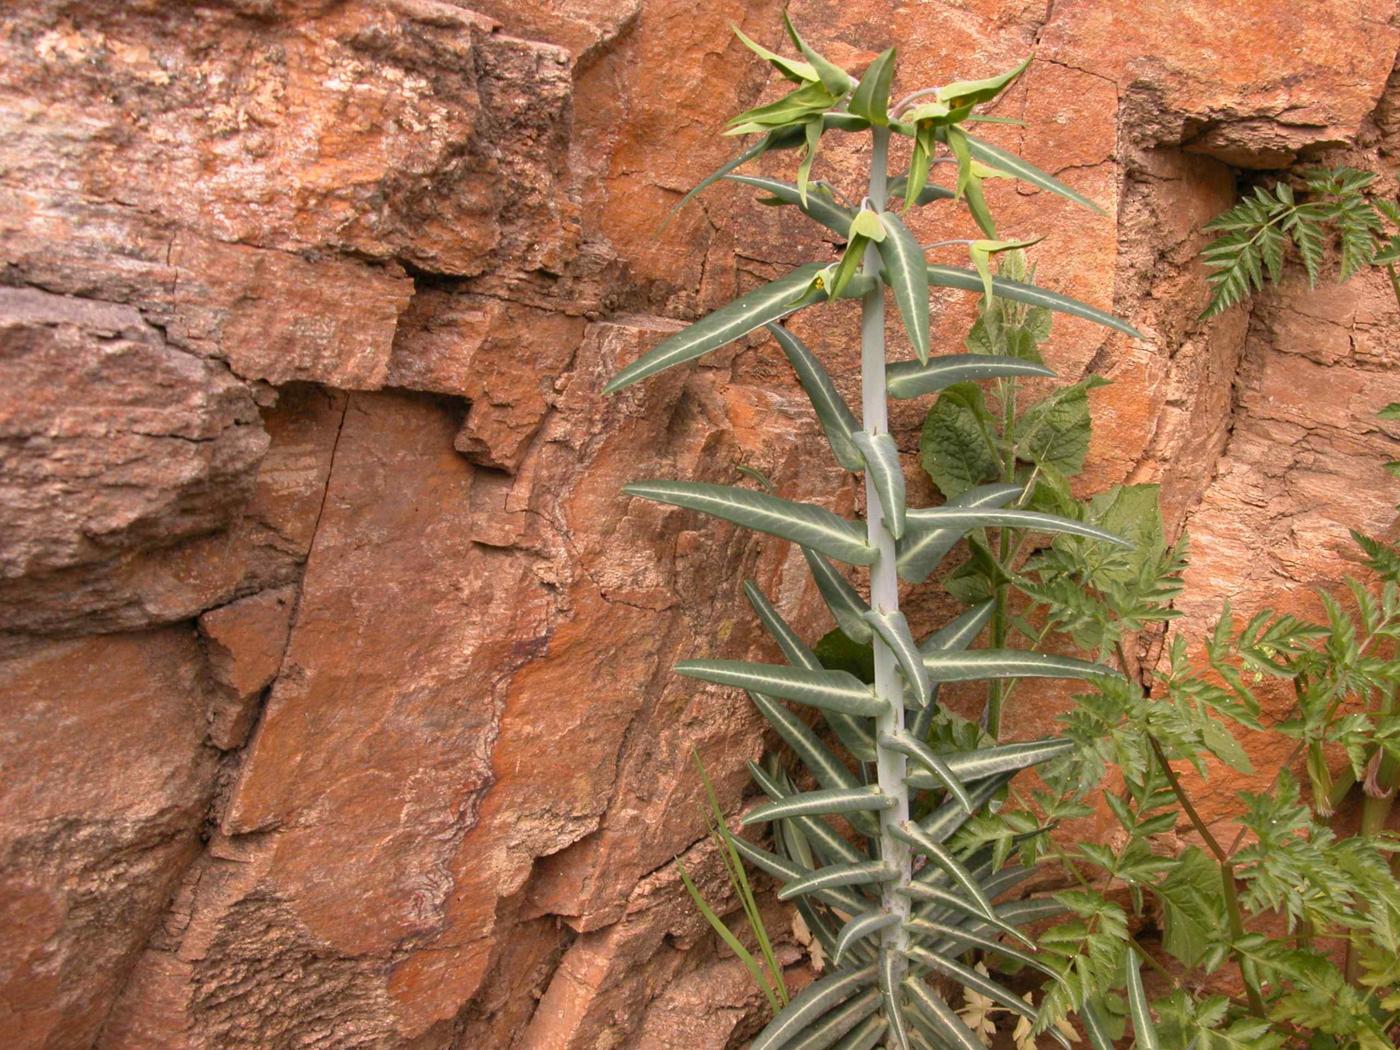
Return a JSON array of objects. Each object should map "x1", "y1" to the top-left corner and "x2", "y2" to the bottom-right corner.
[
  {"x1": 860, "y1": 125, "x2": 911, "y2": 984},
  {"x1": 1149, "y1": 735, "x2": 1267, "y2": 1018}
]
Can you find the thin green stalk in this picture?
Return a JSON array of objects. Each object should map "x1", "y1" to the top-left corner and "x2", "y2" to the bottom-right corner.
[
  {"x1": 986, "y1": 375, "x2": 1019, "y2": 739},
  {"x1": 860, "y1": 124, "x2": 912, "y2": 982}
]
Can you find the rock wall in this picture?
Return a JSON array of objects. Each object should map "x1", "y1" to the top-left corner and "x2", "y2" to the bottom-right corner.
[{"x1": 2, "y1": 1, "x2": 1398, "y2": 1047}]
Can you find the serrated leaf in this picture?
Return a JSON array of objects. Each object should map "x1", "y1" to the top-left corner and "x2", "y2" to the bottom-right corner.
[
  {"x1": 852, "y1": 431, "x2": 907, "y2": 539},
  {"x1": 676, "y1": 659, "x2": 887, "y2": 716},
  {"x1": 766, "y1": 324, "x2": 864, "y2": 471},
  {"x1": 877, "y1": 211, "x2": 932, "y2": 362},
  {"x1": 896, "y1": 482, "x2": 1023, "y2": 583},
  {"x1": 625, "y1": 481, "x2": 874, "y2": 565},
  {"x1": 927, "y1": 265, "x2": 1141, "y2": 338},
  {"x1": 605, "y1": 264, "x2": 825, "y2": 392},
  {"x1": 750, "y1": 965, "x2": 880, "y2": 1050},
  {"x1": 917, "y1": 383, "x2": 1002, "y2": 500},
  {"x1": 849, "y1": 47, "x2": 896, "y2": 125},
  {"x1": 1013, "y1": 375, "x2": 1108, "y2": 477},
  {"x1": 889, "y1": 354, "x2": 1054, "y2": 399}
]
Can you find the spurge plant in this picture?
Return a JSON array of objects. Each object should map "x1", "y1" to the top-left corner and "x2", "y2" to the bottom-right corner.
[{"x1": 604, "y1": 18, "x2": 1141, "y2": 1049}]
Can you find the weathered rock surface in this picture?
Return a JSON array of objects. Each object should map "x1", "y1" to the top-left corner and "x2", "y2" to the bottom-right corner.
[{"x1": 1, "y1": 0, "x2": 1398, "y2": 1046}]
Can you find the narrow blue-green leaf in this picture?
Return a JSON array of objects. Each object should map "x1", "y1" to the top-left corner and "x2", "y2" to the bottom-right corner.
[
  {"x1": 926, "y1": 265, "x2": 1142, "y2": 339},
  {"x1": 906, "y1": 919, "x2": 1054, "y2": 980},
  {"x1": 910, "y1": 738, "x2": 1074, "y2": 789},
  {"x1": 964, "y1": 132, "x2": 1106, "y2": 215},
  {"x1": 732, "y1": 23, "x2": 818, "y2": 84},
  {"x1": 848, "y1": 48, "x2": 895, "y2": 125},
  {"x1": 993, "y1": 897, "x2": 1067, "y2": 926},
  {"x1": 877, "y1": 211, "x2": 931, "y2": 363},
  {"x1": 863, "y1": 609, "x2": 930, "y2": 705},
  {"x1": 892, "y1": 821, "x2": 1009, "y2": 930},
  {"x1": 902, "y1": 978, "x2": 984, "y2": 1050},
  {"x1": 937, "y1": 57, "x2": 1031, "y2": 108},
  {"x1": 803, "y1": 547, "x2": 874, "y2": 643},
  {"x1": 918, "y1": 600, "x2": 994, "y2": 655},
  {"x1": 785, "y1": 989, "x2": 883, "y2": 1050},
  {"x1": 899, "y1": 882, "x2": 1030, "y2": 947},
  {"x1": 851, "y1": 431, "x2": 907, "y2": 538},
  {"x1": 1080, "y1": 999, "x2": 1117, "y2": 1050},
  {"x1": 879, "y1": 951, "x2": 912, "y2": 1050},
  {"x1": 905, "y1": 944, "x2": 1037, "y2": 1023},
  {"x1": 730, "y1": 836, "x2": 869, "y2": 915},
  {"x1": 895, "y1": 483, "x2": 1021, "y2": 584},
  {"x1": 669, "y1": 134, "x2": 778, "y2": 217},
  {"x1": 888, "y1": 172, "x2": 954, "y2": 205},
  {"x1": 676, "y1": 659, "x2": 886, "y2": 716},
  {"x1": 748, "y1": 759, "x2": 869, "y2": 862},
  {"x1": 744, "y1": 580, "x2": 822, "y2": 669},
  {"x1": 767, "y1": 324, "x2": 864, "y2": 471},
  {"x1": 730, "y1": 175, "x2": 854, "y2": 235},
  {"x1": 834, "y1": 911, "x2": 899, "y2": 966},
  {"x1": 1125, "y1": 950, "x2": 1160, "y2": 1049},
  {"x1": 782, "y1": 11, "x2": 855, "y2": 95},
  {"x1": 824, "y1": 1013, "x2": 885, "y2": 1050},
  {"x1": 750, "y1": 965, "x2": 880, "y2": 1050},
  {"x1": 626, "y1": 481, "x2": 874, "y2": 565},
  {"x1": 778, "y1": 861, "x2": 898, "y2": 901},
  {"x1": 888, "y1": 354, "x2": 1054, "y2": 399},
  {"x1": 923, "y1": 649, "x2": 1120, "y2": 684},
  {"x1": 904, "y1": 505, "x2": 1129, "y2": 561},
  {"x1": 880, "y1": 731, "x2": 970, "y2": 810},
  {"x1": 743, "y1": 785, "x2": 894, "y2": 826},
  {"x1": 823, "y1": 112, "x2": 872, "y2": 133},
  {"x1": 604, "y1": 265, "x2": 824, "y2": 393}
]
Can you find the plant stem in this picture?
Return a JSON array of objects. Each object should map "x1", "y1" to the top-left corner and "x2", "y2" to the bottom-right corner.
[
  {"x1": 860, "y1": 124, "x2": 911, "y2": 982},
  {"x1": 1148, "y1": 735, "x2": 1267, "y2": 1017},
  {"x1": 986, "y1": 376, "x2": 1019, "y2": 739}
]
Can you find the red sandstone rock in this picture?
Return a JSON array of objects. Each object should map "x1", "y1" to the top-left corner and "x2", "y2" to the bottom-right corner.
[{"x1": 198, "y1": 585, "x2": 296, "y2": 749}]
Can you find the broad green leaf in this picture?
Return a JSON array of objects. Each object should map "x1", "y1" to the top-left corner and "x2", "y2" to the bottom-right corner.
[
  {"x1": 877, "y1": 211, "x2": 932, "y2": 362},
  {"x1": 803, "y1": 547, "x2": 874, "y2": 643},
  {"x1": 902, "y1": 976, "x2": 984, "y2": 1050},
  {"x1": 624, "y1": 481, "x2": 875, "y2": 565},
  {"x1": 879, "y1": 730, "x2": 971, "y2": 811},
  {"x1": 676, "y1": 659, "x2": 887, "y2": 716},
  {"x1": 923, "y1": 649, "x2": 1119, "y2": 684},
  {"x1": 766, "y1": 324, "x2": 863, "y2": 471},
  {"x1": 849, "y1": 48, "x2": 896, "y2": 125},
  {"x1": 927, "y1": 265, "x2": 1142, "y2": 339},
  {"x1": 849, "y1": 208, "x2": 888, "y2": 242},
  {"x1": 782, "y1": 11, "x2": 856, "y2": 95},
  {"x1": 784, "y1": 990, "x2": 883, "y2": 1050},
  {"x1": 1014, "y1": 375, "x2": 1108, "y2": 477},
  {"x1": 863, "y1": 609, "x2": 930, "y2": 705},
  {"x1": 728, "y1": 79, "x2": 838, "y2": 131},
  {"x1": 829, "y1": 235, "x2": 871, "y2": 299},
  {"x1": 964, "y1": 132, "x2": 1106, "y2": 215},
  {"x1": 729, "y1": 175, "x2": 854, "y2": 234},
  {"x1": 889, "y1": 169, "x2": 954, "y2": 207},
  {"x1": 917, "y1": 383, "x2": 1001, "y2": 500},
  {"x1": 744, "y1": 580, "x2": 821, "y2": 669},
  {"x1": 777, "y1": 860, "x2": 898, "y2": 900},
  {"x1": 937, "y1": 57, "x2": 1031, "y2": 108},
  {"x1": 604, "y1": 264, "x2": 824, "y2": 392},
  {"x1": 834, "y1": 912, "x2": 900, "y2": 966},
  {"x1": 1124, "y1": 950, "x2": 1160, "y2": 1050},
  {"x1": 744, "y1": 785, "x2": 895, "y2": 826},
  {"x1": 851, "y1": 431, "x2": 906, "y2": 538},
  {"x1": 1155, "y1": 847, "x2": 1223, "y2": 968},
  {"x1": 896, "y1": 482, "x2": 1021, "y2": 584},
  {"x1": 890, "y1": 354, "x2": 1054, "y2": 399},
  {"x1": 751, "y1": 966, "x2": 880, "y2": 1050},
  {"x1": 732, "y1": 23, "x2": 818, "y2": 84},
  {"x1": 1080, "y1": 999, "x2": 1118, "y2": 1050}
]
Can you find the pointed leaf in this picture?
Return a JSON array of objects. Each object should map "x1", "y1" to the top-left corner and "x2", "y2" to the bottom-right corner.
[
  {"x1": 1125, "y1": 950, "x2": 1160, "y2": 1049},
  {"x1": 876, "y1": 210, "x2": 932, "y2": 363},
  {"x1": 889, "y1": 170, "x2": 954, "y2": 206},
  {"x1": 923, "y1": 649, "x2": 1120, "y2": 684},
  {"x1": 732, "y1": 23, "x2": 818, "y2": 84},
  {"x1": 743, "y1": 785, "x2": 895, "y2": 825},
  {"x1": 863, "y1": 609, "x2": 930, "y2": 705},
  {"x1": 927, "y1": 265, "x2": 1141, "y2": 338},
  {"x1": 917, "y1": 772, "x2": 1013, "y2": 839},
  {"x1": 730, "y1": 175, "x2": 854, "y2": 235},
  {"x1": 785, "y1": 989, "x2": 883, "y2": 1050},
  {"x1": 778, "y1": 861, "x2": 898, "y2": 901},
  {"x1": 902, "y1": 977, "x2": 984, "y2": 1050},
  {"x1": 745, "y1": 580, "x2": 822, "y2": 669},
  {"x1": 750, "y1": 965, "x2": 880, "y2": 1050},
  {"x1": 834, "y1": 911, "x2": 900, "y2": 966},
  {"x1": 895, "y1": 483, "x2": 1021, "y2": 584},
  {"x1": 677, "y1": 862, "x2": 785, "y2": 1015},
  {"x1": 1080, "y1": 999, "x2": 1117, "y2": 1050},
  {"x1": 669, "y1": 131, "x2": 794, "y2": 217},
  {"x1": 767, "y1": 324, "x2": 864, "y2": 471},
  {"x1": 893, "y1": 822, "x2": 1019, "y2": 937},
  {"x1": 676, "y1": 659, "x2": 887, "y2": 716},
  {"x1": 851, "y1": 431, "x2": 906, "y2": 538},
  {"x1": 748, "y1": 759, "x2": 870, "y2": 862},
  {"x1": 918, "y1": 600, "x2": 994, "y2": 655},
  {"x1": 905, "y1": 944, "x2": 1037, "y2": 1023},
  {"x1": 730, "y1": 835, "x2": 869, "y2": 915},
  {"x1": 937, "y1": 57, "x2": 1031, "y2": 108},
  {"x1": 964, "y1": 132, "x2": 1106, "y2": 215},
  {"x1": 849, "y1": 48, "x2": 896, "y2": 125},
  {"x1": 899, "y1": 881, "x2": 1032, "y2": 947},
  {"x1": 888, "y1": 353, "x2": 1053, "y2": 399},
  {"x1": 824, "y1": 1013, "x2": 886, "y2": 1050},
  {"x1": 803, "y1": 548, "x2": 874, "y2": 643},
  {"x1": 783, "y1": 11, "x2": 855, "y2": 95},
  {"x1": 910, "y1": 738, "x2": 1074, "y2": 789},
  {"x1": 626, "y1": 481, "x2": 875, "y2": 565},
  {"x1": 604, "y1": 265, "x2": 825, "y2": 393},
  {"x1": 879, "y1": 731, "x2": 971, "y2": 811},
  {"x1": 879, "y1": 950, "x2": 912, "y2": 1050}
]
